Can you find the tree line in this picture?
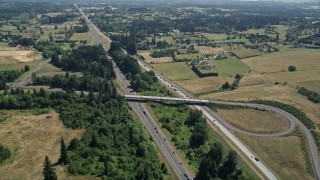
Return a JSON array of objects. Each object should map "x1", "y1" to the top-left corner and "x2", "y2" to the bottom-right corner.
[{"x1": 0, "y1": 66, "x2": 29, "y2": 90}]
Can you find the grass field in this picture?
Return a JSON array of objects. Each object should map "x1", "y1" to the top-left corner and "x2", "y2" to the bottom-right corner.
[
  {"x1": 209, "y1": 58, "x2": 250, "y2": 77},
  {"x1": 37, "y1": 63, "x2": 63, "y2": 77},
  {"x1": 242, "y1": 48, "x2": 320, "y2": 73},
  {"x1": 230, "y1": 48, "x2": 260, "y2": 59},
  {"x1": 297, "y1": 80, "x2": 320, "y2": 94},
  {"x1": 158, "y1": 36, "x2": 175, "y2": 45},
  {"x1": 152, "y1": 62, "x2": 198, "y2": 81},
  {"x1": 70, "y1": 32, "x2": 94, "y2": 45},
  {"x1": 203, "y1": 33, "x2": 227, "y2": 41},
  {"x1": 237, "y1": 130, "x2": 313, "y2": 180},
  {"x1": 272, "y1": 25, "x2": 289, "y2": 40},
  {"x1": 0, "y1": 42, "x2": 8, "y2": 48},
  {"x1": 239, "y1": 73, "x2": 269, "y2": 87},
  {"x1": 177, "y1": 76, "x2": 234, "y2": 95},
  {"x1": 195, "y1": 46, "x2": 225, "y2": 55},
  {"x1": 217, "y1": 109, "x2": 288, "y2": 133},
  {"x1": 139, "y1": 51, "x2": 173, "y2": 63},
  {"x1": 0, "y1": 110, "x2": 84, "y2": 180}
]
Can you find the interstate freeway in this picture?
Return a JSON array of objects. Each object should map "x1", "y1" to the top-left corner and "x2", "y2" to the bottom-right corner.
[
  {"x1": 75, "y1": 4, "x2": 320, "y2": 179},
  {"x1": 76, "y1": 4, "x2": 193, "y2": 180}
]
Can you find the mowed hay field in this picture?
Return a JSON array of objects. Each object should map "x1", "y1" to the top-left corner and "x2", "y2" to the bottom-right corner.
[
  {"x1": 195, "y1": 46, "x2": 225, "y2": 55},
  {"x1": 203, "y1": 33, "x2": 227, "y2": 41},
  {"x1": 177, "y1": 76, "x2": 234, "y2": 95},
  {"x1": 216, "y1": 109, "x2": 288, "y2": 133},
  {"x1": 70, "y1": 32, "x2": 94, "y2": 45},
  {"x1": 152, "y1": 59, "x2": 249, "y2": 94},
  {"x1": 0, "y1": 110, "x2": 85, "y2": 180},
  {"x1": 242, "y1": 48, "x2": 320, "y2": 73},
  {"x1": 139, "y1": 51, "x2": 173, "y2": 64},
  {"x1": 200, "y1": 48, "x2": 320, "y2": 125},
  {"x1": 237, "y1": 133, "x2": 313, "y2": 180},
  {"x1": 229, "y1": 47, "x2": 260, "y2": 59}
]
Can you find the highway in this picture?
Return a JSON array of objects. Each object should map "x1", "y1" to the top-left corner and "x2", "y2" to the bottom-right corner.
[
  {"x1": 137, "y1": 60, "x2": 320, "y2": 179},
  {"x1": 124, "y1": 94, "x2": 296, "y2": 137},
  {"x1": 76, "y1": 4, "x2": 193, "y2": 180},
  {"x1": 76, "y1": 3, "x2": 320, "y2": 179}
]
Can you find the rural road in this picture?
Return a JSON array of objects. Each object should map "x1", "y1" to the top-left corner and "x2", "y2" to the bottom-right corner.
[{"x1": 8, "y1": 58, "x2": 50, "y2": 88}]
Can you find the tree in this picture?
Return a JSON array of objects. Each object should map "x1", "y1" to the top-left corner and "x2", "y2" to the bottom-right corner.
[
  {"x1": 0, "y1": 144, "x2": 11, "y2": 163},
  {"x1": 219, "y1": 151, "x2": 238, "y2": 179},
  {"x1": 24, "y1": 65, "x2": 30, "y2": 71},
  {"x1": 43, "y1": 156, "x2": 57, "y2": 180},
  {"x1": 58, "y1": 137, "x2": 69, "y2": 165},
  {"x1": 288, "y1": 65, "x2": 296, "y2": 72},
  {"x1": 196, "y1": 142, "x2": 224, "y2": 180},
  {"x1": 189, "y1": 119, "x2": 209, "y2": 148},
  {"x1": 221, "y1": 81, "x2": 230, "y2": 90}
]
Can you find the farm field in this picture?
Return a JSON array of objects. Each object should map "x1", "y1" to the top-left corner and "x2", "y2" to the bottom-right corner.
[
  {"x1": 152, "y1": 58, "x2": 250, "y2": 95},
  {"x1": 70, "y1": 32, "x2": 94, "y2": 45},
  {"x1": 242, "y1": 48, "x2": 320, "y2": 73},
  {"x1": 209, "y1": 58, "x2": 250, "y2": 77},
  {"x1": 216, "y1": 109, "x2": 288, "y2": 133},
  {"x1": 237, "y1": 130, "x2": 313, "y2": 180},
  {"x1": 158, "y1": 36, "x2": 175, "y2": 44},
  {"x1": 272, "y1": 25, "x2": 289, "y2": 40},
  {"x1": 0, "y1": 110, "x2": 84, "y2": 180},
  {"x1": 177, "y1": 76, "x2": 234, "y2": 95},
  {"x1": 230, "y1": 47, "x2": 260, "y2": 59},
  {"x1": 203, "y1": 33, "x2": 227, "y2": 41},
  {"x1": 239, "y1": 73, "x2": 269, "y2": 87},
  {"x1": 139, "y1": 51, "x2": 173, "y2": 63},
  {"x1": 152, "y1": 62, "x2": 198, "y2": 81},
  {"x1": 195, "y1": 46, "x2": 225, "y2": 55}
]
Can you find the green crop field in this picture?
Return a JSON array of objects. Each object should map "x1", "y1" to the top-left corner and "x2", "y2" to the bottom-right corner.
[
  {"x1": 209, "y1": 58, "x2": 250, "y2": 77},
  {"x1": 152, "y1": 62, "x2": 198, "y2": 81}
]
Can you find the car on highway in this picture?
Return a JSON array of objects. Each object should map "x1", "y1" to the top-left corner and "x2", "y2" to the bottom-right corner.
[
  {"x1": 255, "y1": 157, "x2": 260, "y2": 161},
  {"x1": 143, "y1": 110, "x2": 146, "y2": 114}
]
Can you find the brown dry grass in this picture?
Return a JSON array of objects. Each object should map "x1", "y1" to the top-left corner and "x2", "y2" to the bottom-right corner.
[
  {"x1": 238, "y1": 134, "x2": 313, "y2": 180},
  {"x1": 0, "y1": 110, "x2": 84, "y2": 180},
  {"x1": 200, "y1": 84, "x2": 320, "y2": 126},
  {"x1": 177, "y1": 76, "x2": 234, "y2": 94},
  {"x1": 195, "y1": 46, "x2": 225, "y2": 55},
  {"x1": 239, "y1": 73, "x2": 269, "y2": 87},
  {"x1": 217, "y1": 109, "x2": 288, "y2": 133},
  {"x1": 242, "y1": 49, "x2": 320, "y2": 73},
  {"x1": 139, "y1": 52, "x2": 173, "y2": 64},
  {"x1": 0, "y1": 49, "x2": 42, "y2": 62}
]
